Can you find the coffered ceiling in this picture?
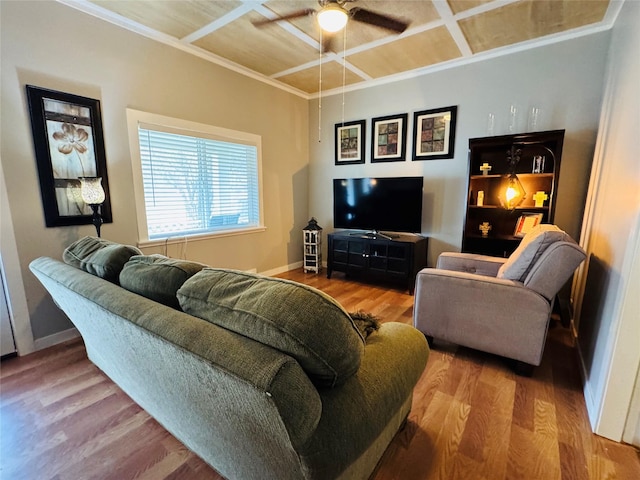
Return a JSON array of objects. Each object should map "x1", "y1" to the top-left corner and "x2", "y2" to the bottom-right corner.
[{"x1": 61, "y1": 0, "x2": 619, "y2": 97}]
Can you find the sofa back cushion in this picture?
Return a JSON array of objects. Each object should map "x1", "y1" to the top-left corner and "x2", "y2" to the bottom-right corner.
[
  {"x1": 63, "y1": 236, "x2": 142, "y2": 283},
  {"x1": 120, "y1": 255, "x2": 207, "y2": 309},
  {"x1": 177, "y1": 268, "x2": 365, "y2": 388},
  {"x1": 497, "y1": 224, "x2": 571, "y2": 282}
]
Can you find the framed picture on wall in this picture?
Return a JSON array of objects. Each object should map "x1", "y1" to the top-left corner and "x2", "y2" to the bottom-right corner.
[
  {"x1": 412, "y1": 105, "x2": 458, "y2": 160},
  {"x1": 371, "y1": 113, "x2": 408, "y2": 163},
  {"x1": 335, "y1": 120, "x2": 365, "y2": 165},
  {"x1": 26, "y1": 85, "x2": 112, "y2": 227}
]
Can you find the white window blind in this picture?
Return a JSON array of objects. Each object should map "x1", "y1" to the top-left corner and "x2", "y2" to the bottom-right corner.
[{"x1": 137, "y1": 125, "x2": 260, "y2": 240}]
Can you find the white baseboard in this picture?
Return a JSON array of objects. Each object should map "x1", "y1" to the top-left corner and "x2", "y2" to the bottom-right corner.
[
  {"x1": 576, "y1": 338, "x2": 600, "y2": 431},
  {"x1": 34, "y1": 327, "x2": 80, "y2": 351},
  {"x1": 259, "y1": 261, "x2": 303, "y2": 277},
  {"x1": 571, "y1": 324, "x2": 599, "y2": 432}
]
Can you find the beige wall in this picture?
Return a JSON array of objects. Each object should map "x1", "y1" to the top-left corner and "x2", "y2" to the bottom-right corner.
[{"x1": 0, "y1": 1, "x2": 308, "y2": 343}]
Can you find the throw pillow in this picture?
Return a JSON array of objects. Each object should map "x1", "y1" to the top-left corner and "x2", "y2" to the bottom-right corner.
[
  {"x1": 63, "y1": 236, "x2": 142, "y2": 284},
  {"x1": 177, "y1": 268, "x2": 365, "y2": 388},
  {"x1": 349, "y1": 310, "x2": 381, "y2": 339},
  {"x1": 497, "y1": 224, "x2": 571, "y2": 282},
  {"x1": 120, "y1": 255, "x2": 207, "y2": 309}
]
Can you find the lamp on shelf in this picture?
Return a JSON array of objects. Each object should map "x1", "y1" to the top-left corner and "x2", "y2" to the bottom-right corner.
[
  {"x1": 79, "y1": 176, "x2": 105, "y2": 237},
  {"x1": 317, "y1": 3, "x2": 349, "y2": 32},
  {"x1": 498, "y1": 146, "x2": 526, "y2": 210}
]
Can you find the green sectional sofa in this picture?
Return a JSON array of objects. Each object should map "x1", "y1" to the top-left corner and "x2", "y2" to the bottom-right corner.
[{"x1": 30, "y1": 237, "x2": 429, "y2": 480}]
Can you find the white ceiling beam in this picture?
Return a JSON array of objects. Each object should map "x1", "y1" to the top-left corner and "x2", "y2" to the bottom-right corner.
[
  {"x1": 181, "y1": 2, "x2": 266, "y2": 43},
  {"x1": 251, "y1": 3, "x2": 323, "y2": 51},
  {"x1": 451, "y1": 0, "x2": 521, "y2": 21},
  {"x1": 431, "y1": 0, "x2": 473, "y2": 57}
]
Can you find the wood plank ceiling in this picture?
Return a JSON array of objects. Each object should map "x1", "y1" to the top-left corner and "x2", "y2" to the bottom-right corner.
[{"x1": 76, "y1": 0, "x2": 613, "y2": 97}]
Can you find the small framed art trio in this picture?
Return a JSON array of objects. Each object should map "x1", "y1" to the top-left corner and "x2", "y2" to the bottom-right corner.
[{"x1": 335, "y1": 105, "x2": 457, "y2": 165}]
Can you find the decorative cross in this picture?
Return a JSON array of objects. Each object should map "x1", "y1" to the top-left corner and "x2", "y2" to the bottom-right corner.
[
  {"x1": 480, "y1": 163, "x2": 492, "y2": 175},
  {"x1": 533, "y1": 190, "x2": 548, "y2": 207},
  {"x1": 479, "y1": 222, "x2": 492, "y2": 237}
]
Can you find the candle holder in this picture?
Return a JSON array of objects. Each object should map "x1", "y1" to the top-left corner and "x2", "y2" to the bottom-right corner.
[{"x1": 79, "y1": 177, "x2": 106, "y2": 237}]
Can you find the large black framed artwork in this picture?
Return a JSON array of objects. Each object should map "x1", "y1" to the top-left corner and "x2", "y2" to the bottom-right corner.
[
  {"x1": 26, "y1": 85, "x2": 112, "y2": 227},
  {"x1": 412, "y1": 105, "x2": 458, "y2": 161}
]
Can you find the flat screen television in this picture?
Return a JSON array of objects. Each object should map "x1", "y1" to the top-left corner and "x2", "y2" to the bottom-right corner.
[{"x1": 333, "y1": 177, "x2": 423, "y2": 234}]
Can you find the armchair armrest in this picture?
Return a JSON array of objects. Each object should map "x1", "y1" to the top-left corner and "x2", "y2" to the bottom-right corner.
[
  {"x1": 413, "y1": 269, "x2": 552, "y2": 365},
  {"x1": 436, "y1": 252, "x2": 507, "y2": 277}
]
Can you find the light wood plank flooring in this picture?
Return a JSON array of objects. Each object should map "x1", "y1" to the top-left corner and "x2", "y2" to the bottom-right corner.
[{"x1": 1, "y1": 270, "x2": 639, "y2": 479}]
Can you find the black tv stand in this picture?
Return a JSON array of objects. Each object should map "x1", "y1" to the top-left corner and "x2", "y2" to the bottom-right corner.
[
  {"x1": 350, "y1": 230, "x2": 398, "y2": 240},
  {"x1": 327, "y1": 231, "x2": 428, "y2": 294}
]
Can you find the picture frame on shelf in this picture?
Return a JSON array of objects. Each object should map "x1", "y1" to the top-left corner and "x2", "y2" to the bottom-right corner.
[
  {"x1": 514, "y1": 213, "x2": 543, "y2": 237},
  {"x1": 371, "y1": 113, "x2": 408, "y2": 163},
  {"x1": 335, "y1": 120, "x2": 366, "y2": 165},
  {"x1": 412, "y1": 105, "x2": 458, "y2": 161},
  {"x1": 26, "y1": 85, "x2": 112, "y2": 228},
  {"x1": 532, "y1": 154, "x2": 546, "y2": 173}
]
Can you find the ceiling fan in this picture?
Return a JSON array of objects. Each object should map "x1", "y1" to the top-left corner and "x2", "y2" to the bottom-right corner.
[{"x1": 253, "y1": 1, "x2": 409, "y2": 51}]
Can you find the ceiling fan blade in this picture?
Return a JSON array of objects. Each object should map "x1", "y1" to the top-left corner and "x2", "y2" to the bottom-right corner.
[
  {"x1": 252, "y1": 9, "x2": 315, "y2": 28},
  {"x1": 349, "y1": 7, "x2": 408, "y2": 33}
]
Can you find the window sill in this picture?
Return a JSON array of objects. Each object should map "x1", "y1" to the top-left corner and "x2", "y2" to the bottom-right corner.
[{"x1": 138, "y1": 226, "x2": 267, "y2": 249}]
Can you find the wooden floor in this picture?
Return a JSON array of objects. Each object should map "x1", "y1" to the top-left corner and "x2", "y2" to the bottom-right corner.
[{"x1": 1, "y1": 270, "x2": 639, "y2": 480}]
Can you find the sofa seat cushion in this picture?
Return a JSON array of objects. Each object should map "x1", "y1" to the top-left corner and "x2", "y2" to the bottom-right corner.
[
  {"x1": 177, "y1": 268, "x2": 365, "y2": 388},
  {"x1": 498, "y1": 224, "x2": 571, "y2": 282},
  {"x1": 120, "y1": 255, "x2": 207, "y2": 309},
  {"x1": 63, "y1": 236, "x2": 142, "y2": 284}
]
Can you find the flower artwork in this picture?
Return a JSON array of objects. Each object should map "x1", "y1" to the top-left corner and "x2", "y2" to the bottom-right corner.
[
  {"x1": 53, "y1": 123, "x2": 89, "y2": 155},
  {"x1": 49, "y1": 122, "x2": 95, "y2": 177},
  {"x1": 45, "y1": 103, "x2": 97, "y2": 216},
  {"x1": 26, "y1": 86, "x2": 111, "y2": 227}
]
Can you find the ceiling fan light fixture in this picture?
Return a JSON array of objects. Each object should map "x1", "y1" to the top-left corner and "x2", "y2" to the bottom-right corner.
[{"x1": 317, "y1": 5, "x2": 348, "y2": 33}]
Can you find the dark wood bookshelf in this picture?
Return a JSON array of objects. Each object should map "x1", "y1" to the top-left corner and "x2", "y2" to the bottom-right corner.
[{"x1": 462, "y1": 130, "x2": 564, "y2": 257}]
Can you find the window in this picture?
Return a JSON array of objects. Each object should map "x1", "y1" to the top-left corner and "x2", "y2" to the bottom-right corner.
[{"x1": 127, "y1": 110, "x2": 263, "y2": 244}]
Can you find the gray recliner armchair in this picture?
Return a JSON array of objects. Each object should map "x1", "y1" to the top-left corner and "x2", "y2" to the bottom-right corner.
[{"x1": 413, "y1": 224, "x2": 586, "y2": 374}]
